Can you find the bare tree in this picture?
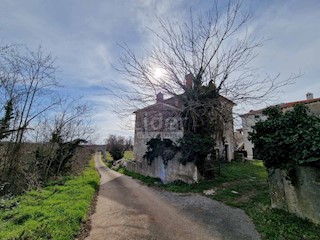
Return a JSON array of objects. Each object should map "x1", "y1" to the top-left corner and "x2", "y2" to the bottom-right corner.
[
  {"x1": 33, "y1": 97, "x2": 94, "y2": 180},
  {"x1": 0, "y1": 44, "x2": 60, "y2": 192},
  {"x1": 125, "y1": 137, "x2": 133, "y2": 151},
  {"x1": 112, "y1": 0, "x2": 297, "y2": 114},
  {"x1": 0, "y1": 43, "x2": 95, "y2": 193},
  {"x1": 110, "y1": 0, "x2": 298, "y2": 177}
]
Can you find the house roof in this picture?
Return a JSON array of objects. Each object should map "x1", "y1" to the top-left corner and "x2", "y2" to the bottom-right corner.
[
  {"x1": 133, "y1": 101, "x2": 181, "y2": 113},
  {"x1": 240, "y1": 97, "x2": 320, "y2": 117},
  {"x1": 134, "y1": 94, "x2": 235, "y2": 114}
]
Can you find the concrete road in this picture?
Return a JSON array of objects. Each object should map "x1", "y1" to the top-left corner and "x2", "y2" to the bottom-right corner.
[{"x1": 85, "y1": 153, "x2": 260, "y2": 240}]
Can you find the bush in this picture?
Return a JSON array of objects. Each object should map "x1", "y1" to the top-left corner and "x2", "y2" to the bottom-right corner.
[
  {"x1": 249, "y1": 104, "x2": 320, "y2": 181},
  {"x1": 105, "y1": 135, "x2": 132, "y2": 160}
]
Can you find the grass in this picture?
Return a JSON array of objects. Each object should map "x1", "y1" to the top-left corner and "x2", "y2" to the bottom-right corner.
[
  {"x1": 119, "y1": 168, "x2": 162, "y2": 186},
  {"x1": 124, "y1": 150, "x2": 134, "y2": 160},
  {"x1": 0, "y1": 158, "x2": 99, "y2": 240},
  {"x1": 104, "y1": 150, "x2": 134, "y2": 161},
  {"x1": 115, "y1": 160, "x2": 320, "y2": 240}
]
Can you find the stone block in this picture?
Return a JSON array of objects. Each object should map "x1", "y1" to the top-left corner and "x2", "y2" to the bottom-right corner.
[{"x1": 269, "y1": 166, "x2": 320, "y2": 224}]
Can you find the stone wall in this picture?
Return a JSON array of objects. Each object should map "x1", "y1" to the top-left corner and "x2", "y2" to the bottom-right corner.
[
  {"x1": 126, "y1": 157, "x2": 202, "y2": 184},
  {"x1": 269, "y1": 166, "x2": 320, "y2": 224}
]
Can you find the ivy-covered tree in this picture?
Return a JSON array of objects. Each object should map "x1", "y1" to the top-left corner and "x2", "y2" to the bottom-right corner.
[
  {"x1": 179, "y1": 79, "x2": 223, "y2": 178},
  {"x1": 0, "y1": 99, "x2": 14, "y2": 140},
  {"x1": 250, "y1": 104, "x2": 320, "y2": 181},
  {"x1": 36, "y1": 130, "x2": 87, "y2": 180}
]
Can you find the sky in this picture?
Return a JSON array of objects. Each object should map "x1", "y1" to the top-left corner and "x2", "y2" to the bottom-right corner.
[{"x1": 0, "y1": 0, "x2": 319, "y2": 143}]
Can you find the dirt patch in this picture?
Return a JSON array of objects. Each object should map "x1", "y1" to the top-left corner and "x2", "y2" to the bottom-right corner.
[
  {"x1": 221, "y1": 180, "x2": 246, "y2": 188},
  {"x1": 233, "y1": 190, "x2": 256, "y2": 204}
]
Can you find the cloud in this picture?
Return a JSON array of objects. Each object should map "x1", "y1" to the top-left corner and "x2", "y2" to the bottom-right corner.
[
  {"x1": 1, "y1": 0, "x2": 319, "y2": 142},
  {"x1": 249, "y1": 0, "x2": 320, "y2": 102}
]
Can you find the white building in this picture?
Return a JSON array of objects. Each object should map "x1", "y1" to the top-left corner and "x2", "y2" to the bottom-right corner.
[{"x1": 241, "y1": 93, "x2": 320, "y2": 160}]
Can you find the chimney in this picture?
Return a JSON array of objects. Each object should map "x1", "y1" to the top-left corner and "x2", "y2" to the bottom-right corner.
[
  {"x1": 185, "y1": 73, "x2": 193, "y2": 90},
  {"x1": 156, "y1": 92, "x2": 164, "y2": 102},
  {"x1": 306, "y1": 92, "x2": 314, "y2": 100}
]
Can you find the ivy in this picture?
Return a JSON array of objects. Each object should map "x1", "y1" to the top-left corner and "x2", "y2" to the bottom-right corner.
[
  {"x1": 0, "y1": 99, "x2": 14, "y2": 140},
  {"x1": 143, "y1": 80, "x2": 225, "y2": 179},
  {"x1": 143, "y1": 135, "x2": 177, "y2": 168},
  {"x1": 249, "y1": 104, "x2": 320, "y2": 183},
  {"x1": 178, "y1": 133, "x2": 217, "y2": 179},
  {"x1": 178, "y1": 80, "x2": 222, "y2": 179}
]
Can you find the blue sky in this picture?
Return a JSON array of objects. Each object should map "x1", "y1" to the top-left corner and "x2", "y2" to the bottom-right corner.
[{"x1": 1, "y1": 0, "x2": 320, "y2": 143}]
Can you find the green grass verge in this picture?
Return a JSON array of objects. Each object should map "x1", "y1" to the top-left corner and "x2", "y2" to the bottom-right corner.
[
  {"x1": 116, "y1": 160, "x2": 320, "y2": 240},
  {"x1": 105, "y1": 151, "x2": 112, "y2": 161},
  {"x1": 0, "y1": 158, "x2": 99, "y2": 240},
  {"x1": 118, "y1": 168, "x2": 162, "y2": 186},
  {"x1": 105, "y1": 150, "x2": 134, "y2": 161}
]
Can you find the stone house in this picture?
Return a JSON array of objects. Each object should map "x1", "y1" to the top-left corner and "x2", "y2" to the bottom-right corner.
[
  {"x1": 241, "y1": 93, "x2": 320, "y2": 160},
  {"x1": 127, "y1": 75, "x2": 235, "y2": 183}
]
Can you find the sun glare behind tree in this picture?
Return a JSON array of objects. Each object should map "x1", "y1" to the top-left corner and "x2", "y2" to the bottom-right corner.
[{"x1": 153, "y1": 67, "x2": 165, "y2": 79}]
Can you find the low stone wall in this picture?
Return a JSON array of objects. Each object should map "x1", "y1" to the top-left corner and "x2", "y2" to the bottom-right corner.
[
  {"x1": 269, "y1": 166, "x2": 320, "y2": 224},
  {"x1": 126, "y1": 157, "x2": 202, "y2": 184}
]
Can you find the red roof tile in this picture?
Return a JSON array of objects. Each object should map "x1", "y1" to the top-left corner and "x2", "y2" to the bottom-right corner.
[{"x1": 241, "y1": 97, "x2": 320, "y2": 117}]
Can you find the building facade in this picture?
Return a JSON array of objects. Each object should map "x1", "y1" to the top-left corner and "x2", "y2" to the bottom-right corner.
[{"x1": 127, "y1": 75, "x2": 235, "y2": 183}]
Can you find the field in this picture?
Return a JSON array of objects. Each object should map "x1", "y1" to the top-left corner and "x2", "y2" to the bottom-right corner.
[
  {"x1": 0, "y1": 158, "x2": 99, "y2": 240},
  {"x1": 104, "y1": 150, "x2": 134, "y2": 161}
]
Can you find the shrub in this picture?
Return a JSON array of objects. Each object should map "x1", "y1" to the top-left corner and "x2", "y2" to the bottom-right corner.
[
  {"x1": 105, "y1": 135, "x2": 132, "y2": 160},
  {"x1": 249, "y1": 104, "x2": 320, "y2": 182}
]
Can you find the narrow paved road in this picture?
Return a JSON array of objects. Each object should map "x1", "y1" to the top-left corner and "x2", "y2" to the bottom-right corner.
[{"x1": 85, "y1": 153, "x2": 260, "y2": 240}]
